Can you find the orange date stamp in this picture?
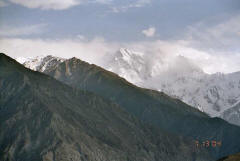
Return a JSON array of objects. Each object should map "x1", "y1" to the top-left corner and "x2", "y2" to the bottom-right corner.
[{"x1": 195, "y1": 140, "x2": 222, "y2": 148}]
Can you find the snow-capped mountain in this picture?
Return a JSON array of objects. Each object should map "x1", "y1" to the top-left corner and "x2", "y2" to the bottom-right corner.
[
  {"x1": 105, "y1": 48, "x2": 240, "y2": 118},
  {"x1": 17, "y1": 49, "x2": 240, "y2": 125},
  {"x1": 154, "y1": 72, "x2": 240, "y2": 117},
  {"x1": 106, "y1": 48, "x2": 152, "y2": 83},
  {"x1": 16, "y1": 55, "x2": 65, "y2": 72}
]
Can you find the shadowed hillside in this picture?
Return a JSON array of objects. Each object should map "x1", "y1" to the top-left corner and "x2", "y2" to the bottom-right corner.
[
  {"x1": 44, "y1": 57, "x2": 240, "y2": 160},
  {"x1": 0, "y1": 53, "x2": 211, "y2": 161}
]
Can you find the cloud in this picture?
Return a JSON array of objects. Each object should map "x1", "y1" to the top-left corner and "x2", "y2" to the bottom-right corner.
[
  {"x1": 0, "y1": 37, "x2": 119, "y2": 64},
  {"x1": 120, "y1": 40, "x2": 240, "y2": 74},
  {"x1": 0, "y1": 0, "x2": 8, "y2": 7},
  {"x1": 76, "y1": 34, "x2": 85, "y2": 40},
  {"x1": 142, "y1": 27, "x2": 156, "y2": 37},
  {"x1": 5, "y1": 0, "x2": 150, "y2": 10},
  {"x1": 111, "y1": 0, "x2": 151, "y2": 13},
  {"x1": 7, "y1": 0, "x2": 80, "y2": 10},
  {"x1": 94, "y1": 0, "x2": 112, "y2": 4},
  {"x1": 134, "y1": 0, "x2": 151, "y2": 7},
  {"x1": 1, "y1": 14, "x2": 240, "y2": 74},
  {"x1": 0, "y1": 24, "x2": 47, "y2": 37},
  {"x1": 185, "y1": 15, "x2": 240, "y2": 52},
  {"x1": 1, "y1": 37, "x2": 240, "y2": 74}
]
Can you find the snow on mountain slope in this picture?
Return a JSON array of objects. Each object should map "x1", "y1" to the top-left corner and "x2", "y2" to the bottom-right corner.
[
  {"x1": 106, "y1": 48, "x2": 152, "y2": 83},
  {"x1": 17, "y1": 49, "x2": 240, "y2": 123},
  {"x1": 150, "y1": 72, "x2": 240, "y2": 117},
  {"x1": 105, "y1": 48, "x2": 240, "y2": 117},
  {"x1": 16, "y1": 55, "x2": 65, "y2": 72},
  {"x1": 220, "y1": 102, "x2": 240, "y2": 126}
]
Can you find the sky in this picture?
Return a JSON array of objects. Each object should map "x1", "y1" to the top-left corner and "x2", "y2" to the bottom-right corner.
[{"x1": 0, "y1": 0, "x2": 240, "y2": 74}]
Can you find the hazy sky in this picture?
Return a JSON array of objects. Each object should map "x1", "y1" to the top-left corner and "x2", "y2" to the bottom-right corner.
[{"x1": 0, "y1": 0, "x2": 240, "y2": 73}]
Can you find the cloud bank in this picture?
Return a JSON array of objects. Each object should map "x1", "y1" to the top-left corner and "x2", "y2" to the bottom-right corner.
[
  {"x1": 4, "y1": 0, "x2": 151, "y2": 10},
  {"x1": 0, "y1": 13, "x2": 239, "y2": 75},
  {"x1": 1, "y1": 37, "x2": 240, "y2": 74},
  {"x1": 0, "y1": 38, "x2": 119, "y2": 64},
  {"x1": 8, "y1": 0, "x2": 80, "y2": 10}
]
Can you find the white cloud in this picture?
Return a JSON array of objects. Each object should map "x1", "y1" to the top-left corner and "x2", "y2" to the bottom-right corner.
[
  {"x1": 0, "y1": 24, "x2": 47, "y2": 37},
  {"x1": 0, "y1": 37, "x2": 119, "y2": 64},
  {"x1": 123, "y1": 40, "x2": 240, "y2": 74},
  {"x1": 1, "y1": 37, "x2": 240, "y2": 74},
  {"x1": 111, "y1": 0, "x2": 151, "y2": 13},
  {"x1": 76, "y1": 34, "x2": 85, "y2": 40},
  {"x1": 8, "y1": 0, "x2": 80, "y2": 10},
  {"x1": 142, "y1": 27, "x2": 156, "y2": 37},
  {"x1": 6, "y1": 0, "x2": 151, "y2": 10},
  {"x1": 1, "y1": 14, "x2": 240, "y2": 74}
]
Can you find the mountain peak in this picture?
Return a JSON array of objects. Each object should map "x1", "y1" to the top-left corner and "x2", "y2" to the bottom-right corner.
[
  {"x1": 0, "y1": 53, "x2": 23, "y2": 68},
  {"x1": 17, "y1": 55, "x2": 66, "y2": 72},
  {"x1": 0, "y1": 52, "x2": 10, "y2": 59},
  {"x1": 118, "y1": 48, "x2": 144, "y2": 60},
  {"x1": 68, "y1": 56, "x2": 84, "y2": 63}
]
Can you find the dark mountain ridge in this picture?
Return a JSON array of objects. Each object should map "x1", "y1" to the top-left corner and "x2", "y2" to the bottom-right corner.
[
  {"x1": 43, "y1": 57, "x2": 240, "y2": 160},
  {"x1": 0, "y1": 53, "x2": 211, "y2": 161}
]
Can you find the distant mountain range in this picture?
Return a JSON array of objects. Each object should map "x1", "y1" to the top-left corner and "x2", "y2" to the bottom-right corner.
[
  {"x1": 1, "y1": 53, "x2": 212, "y2": 161},
  {"x1": 13, "y1": 52, "x2": 240, "y2": 160},
  {"x1": 17, "y1": 49, "x2": 240, "y2": 127},
  {"x1": 105, "y1": 48, "x2": 240, "y2": 118}
]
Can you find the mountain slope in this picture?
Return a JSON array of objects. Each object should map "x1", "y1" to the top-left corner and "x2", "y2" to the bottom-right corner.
[
  {"x1": 19, "y1": 52, "x2": 240, "y2": 119},
  {"x1": 220, "y1": 102, "x2": 240, "y2": 126},
  {"x1": 41, "y1": 57, "x2": 240, "y2": 160},
  {"x1": 20, "y1": 51, "x2": 240, "y2": 119},
  {"x1": 0, "y1": 53, "x2": 210, "y2": 161}
]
